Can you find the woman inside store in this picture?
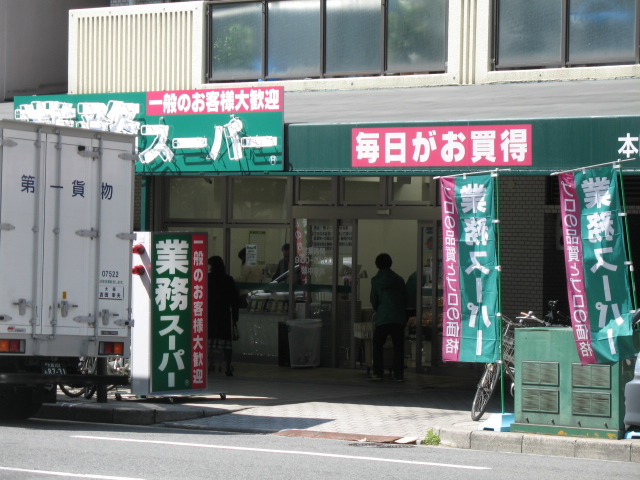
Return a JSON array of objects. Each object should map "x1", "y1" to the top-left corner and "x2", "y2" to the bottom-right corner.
[{"x1": 208, "y1": 256, "x2": 240, "y2": 376}]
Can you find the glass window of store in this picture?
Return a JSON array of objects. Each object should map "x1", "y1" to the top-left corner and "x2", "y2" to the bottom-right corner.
[
  {"x1": 166, "y1": 177, "x2": 224, "y2": 256},
  {"x1": 341, "y1": 176, "x2": 383, "y2": 205},
  {"x1": 230, "y1": 226, "x2": 292, "y2": 362},
  {"x1": 388, "y1": 176, "x2": 433, "y2": 205},
  {"x1": 168, "y1": 177, "x2": 222, "y2": 220},
  {"x1": 232, "y1": 177, "x2": 291, "y2": 221},
  {"x1": 167, "y1": 226, "x2": 225, "y2": 262},
  {"x1": 230, "y1": 227, "x2": 291, "y2": 299},
  {"x1": 160, "y1": 174, "x2": 444, "y2": 371},
  {"x1": 163, "y1": 175, "x2": 292, "y2": 278},
  {"x1": 413, "y1": 222, "x2": 442, "y2": 369},
  {"x1": 296, "y1": 177, "x2": 335, "y2": 205},
  {"x1": 291, "y1": 218, "x2": 355, "y2": 367}
]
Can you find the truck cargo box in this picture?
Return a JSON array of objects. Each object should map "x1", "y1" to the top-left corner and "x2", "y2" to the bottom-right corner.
[{"x1": 0, "y1": 119, "x2": 136, "y2": 416}]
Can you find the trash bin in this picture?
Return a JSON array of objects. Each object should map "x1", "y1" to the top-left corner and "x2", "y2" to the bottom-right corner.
[{"x1": 286, "y1": 319, "x2": 322, "y2": 367}]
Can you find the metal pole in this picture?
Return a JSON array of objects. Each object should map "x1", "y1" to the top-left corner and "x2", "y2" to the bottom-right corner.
[{"x1": 96, "y1": 357, "x2": 108, "y2": 403}]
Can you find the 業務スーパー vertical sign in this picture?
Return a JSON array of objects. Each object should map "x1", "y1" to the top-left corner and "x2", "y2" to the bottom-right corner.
[
  {"x1": 440, "y1": 174, "x2": 500, "y2": 363},
  {"x1": 559, "y1": 167, "x2": 636, "y2": 364},
  {"x1": 151, "y1": 233, "x2": 207, "y2": 392}
]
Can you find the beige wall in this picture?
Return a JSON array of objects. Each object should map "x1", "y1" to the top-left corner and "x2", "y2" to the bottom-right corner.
[{"x1": 68, "y1": 0, "x2": 640, "y2": 95}]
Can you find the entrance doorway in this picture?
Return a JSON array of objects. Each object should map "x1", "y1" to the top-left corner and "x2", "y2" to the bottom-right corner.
[
  {"x1": 297, "y1": 217, "x2": 441, "y2": 373},
  {"x1": 354, "y1": 220, "x2": 440, "y2": 374}
]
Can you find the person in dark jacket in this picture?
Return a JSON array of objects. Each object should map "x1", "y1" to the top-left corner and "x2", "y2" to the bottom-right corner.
[
  {"x1": 272, "y1": 243, "x2": 290, "y2": 281},
  {"x1": 208, "y1": 256, "x2": 240, "y2": 376},
  {"x1": 369, "y1": 253, "x2": 407, "y2": 382}
]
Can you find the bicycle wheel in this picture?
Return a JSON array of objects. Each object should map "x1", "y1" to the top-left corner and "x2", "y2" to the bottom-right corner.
[
  {"x1": 471, "y1": 363, "x2": 500, "y2": 421},
  {"x1": 59, "y1": 384, "x2": 86, "y2": 398},
  {"x1": 60, "y1": 357, "x2": 96, "y2": 398},
  {"x1": 83, "y1": 385, "x2": 97, "y2": 400}
]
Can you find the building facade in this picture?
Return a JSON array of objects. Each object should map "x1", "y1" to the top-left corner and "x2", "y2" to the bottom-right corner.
[{"x1": 14, "y1": 0, "x2": 640, "y2": 373}]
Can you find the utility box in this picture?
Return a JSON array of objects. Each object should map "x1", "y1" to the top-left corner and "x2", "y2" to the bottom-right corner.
[{"x1": 511, "y1": 327, "x2": 636, "y2": 439}]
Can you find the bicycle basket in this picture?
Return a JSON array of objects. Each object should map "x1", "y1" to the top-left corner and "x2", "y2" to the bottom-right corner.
[{"x1": 501, "y1": 317, "x2": 522, "y2": 366}]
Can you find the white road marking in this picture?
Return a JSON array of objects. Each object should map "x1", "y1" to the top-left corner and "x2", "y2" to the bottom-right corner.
[
  {"x1": 73, "y1": 435, "x2": 490, "y2": 470},
  {"x1": 0, "y1": 466, "x2": 145, "y2": 480}
]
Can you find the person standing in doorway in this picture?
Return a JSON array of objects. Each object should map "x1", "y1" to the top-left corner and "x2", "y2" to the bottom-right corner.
[
  {"x1": 369, "y1": 253, "x2": 408, "y2": 382},
  {"x1": 208, "y1": 256, "x2": 240, "y2": 376}
]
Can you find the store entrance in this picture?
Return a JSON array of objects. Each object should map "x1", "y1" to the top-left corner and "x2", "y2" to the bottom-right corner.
[
  {"x1": 293, "y1": 216, "x2": 441, "y2": 373},
  {"x1": 354, "y1": 220, "x2": 440, "y2": 374}
]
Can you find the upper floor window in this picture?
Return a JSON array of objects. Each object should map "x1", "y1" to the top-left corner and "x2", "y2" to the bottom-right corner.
[
  {"x1": 495, "y1": 0, "x2": 638, "y2": 69},
  {"x1": 207, "y1": 0, "x2": 447, "y2": 82}
]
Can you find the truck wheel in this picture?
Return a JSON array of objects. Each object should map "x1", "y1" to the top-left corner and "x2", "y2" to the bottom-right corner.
[{"x1": 17, "y1": 401, "x2": 42, "y2": 419}]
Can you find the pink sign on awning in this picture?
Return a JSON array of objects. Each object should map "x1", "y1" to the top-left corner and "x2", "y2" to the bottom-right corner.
[{"x1": 352, "y1": 124, "x2": 532, "y2": 168}]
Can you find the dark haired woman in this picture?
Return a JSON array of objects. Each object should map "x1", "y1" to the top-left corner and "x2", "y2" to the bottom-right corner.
[{"x1": 207, "y1": 256, "x2": 240, "y2": 376}]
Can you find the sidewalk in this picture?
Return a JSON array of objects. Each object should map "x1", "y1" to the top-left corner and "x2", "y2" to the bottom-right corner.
[{"x1": 35, "y1": 363, "x2": 640, "y2": 463}]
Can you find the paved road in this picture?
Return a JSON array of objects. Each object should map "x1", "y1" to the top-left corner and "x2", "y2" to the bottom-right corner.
[{"x1": 1, "y1": 419, "x2": 639, "y2": 480}]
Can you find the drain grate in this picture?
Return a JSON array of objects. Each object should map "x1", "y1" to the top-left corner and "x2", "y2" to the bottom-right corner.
[{"x1": 348, "y1": 443, "x2": 415, "y2": 448}]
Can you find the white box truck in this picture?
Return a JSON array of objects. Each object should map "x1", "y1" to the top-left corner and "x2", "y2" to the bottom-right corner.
[{"x1": 0, "y1": 119, "x2": 136, "y2": 418}]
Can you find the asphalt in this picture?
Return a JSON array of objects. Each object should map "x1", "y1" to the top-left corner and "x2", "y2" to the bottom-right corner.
[{"x1": 34, "y1": 362, "x2": 640, "y2": 463}]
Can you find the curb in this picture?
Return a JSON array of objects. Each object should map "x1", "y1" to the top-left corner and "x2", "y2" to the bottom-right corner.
[
  {"x1": 436, "y1": 426, "x2": 640, "y2": 463},
  {"x1": 36, "y1": 403, "x2": 217, "y2": 426}
]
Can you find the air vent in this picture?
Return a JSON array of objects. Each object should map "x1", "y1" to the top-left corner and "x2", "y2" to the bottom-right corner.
[
  {"x1": 521, "y1": 361, "x2": 559, "y2": 386},
  {"x1": 572, "y1": 392, "x2": 611, "y2": 417},
  {"x1": 572, "y1": 363, "x2": 611, "y2": 389},
  {"x1": 69, "y1": 3, "x2": 203, "y2": 94},
  {"x1": 522, "y1": 388, "x2": 559, "y2": 413}
]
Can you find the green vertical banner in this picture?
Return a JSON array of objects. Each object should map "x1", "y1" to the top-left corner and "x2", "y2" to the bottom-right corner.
[
  {"x1": 151, "y1": 232, "x2": 207, "y2": 392},
  {"x1": 559, "y1": 167, "x2": 636, "y2": 364},
  {"x1": 440, "y1": 174, "x2": 500, "y2": 363}
]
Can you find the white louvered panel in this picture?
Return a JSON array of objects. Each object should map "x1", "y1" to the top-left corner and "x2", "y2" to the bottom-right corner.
[{"x1": 69, "y1": 3, "x2": 204, "y2": 94}]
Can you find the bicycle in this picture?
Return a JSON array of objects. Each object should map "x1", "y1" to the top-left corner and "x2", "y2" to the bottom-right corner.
[
  {"x1": 471, "y1": 310, "x2": 551, "y2": 421},
  {"x1": 106, "y1": 356, "x2": 131, "y2": 400},
  {"x1": 59, "y1": 356, "x2": 97, "y2": 398},
  {"x1": 59, "y1": 356, "x2": 130, "y2": 400},
  {"x1": 542, "y1": 299, "x2": 571, "y2": 326}
]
